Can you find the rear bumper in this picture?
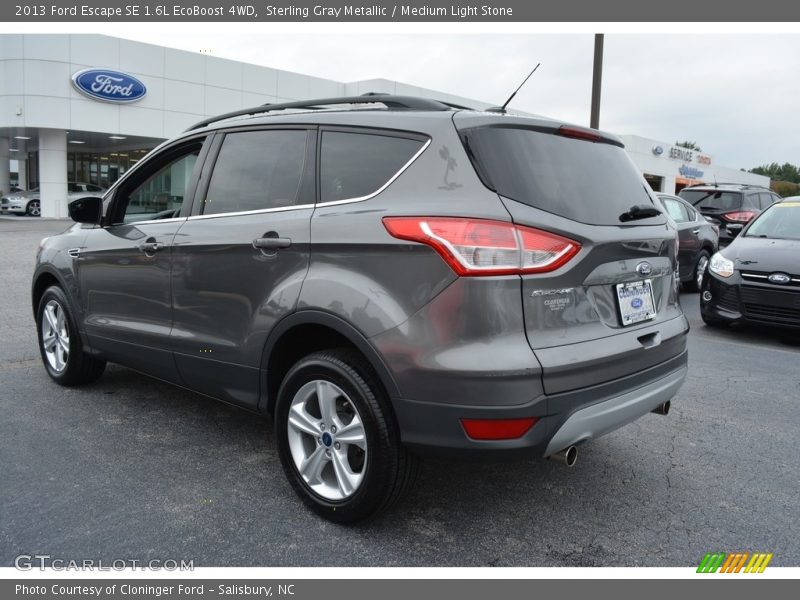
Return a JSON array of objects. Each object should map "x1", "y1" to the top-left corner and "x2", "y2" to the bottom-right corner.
[{"x1": 393, "y1": 349, "x2": 688, "y2": 458}]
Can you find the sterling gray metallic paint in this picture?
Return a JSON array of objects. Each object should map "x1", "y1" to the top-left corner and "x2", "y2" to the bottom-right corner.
[{"x1": 32, "y1": 106, "x2": 689, "y2": 458}]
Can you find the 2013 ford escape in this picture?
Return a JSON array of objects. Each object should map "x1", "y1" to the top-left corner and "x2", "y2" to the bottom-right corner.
[{"x1": 32, "y1": 95, "x2": 689, "y2": 522}]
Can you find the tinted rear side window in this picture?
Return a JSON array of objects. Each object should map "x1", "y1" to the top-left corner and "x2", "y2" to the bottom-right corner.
[
  {"x1": 203, "y1": 129, "x2": 310, "y2": 215},
  {"x1": 460, "y1": 126, "x2": 658, "y2": 226},
  {"x1": 679, "y1": 190, "x2": 743, "y2": 211},
  {"x1": 320, "y1": 131, "x2": 425, "y2": 203}
]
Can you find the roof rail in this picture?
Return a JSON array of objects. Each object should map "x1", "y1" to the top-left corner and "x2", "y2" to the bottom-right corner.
[
  {"x1": 186, "y1": 93, "x2": 462, "y2": 131},
  {"x1": 684, "y1": 182, "x2": 771, "y2": 190}
]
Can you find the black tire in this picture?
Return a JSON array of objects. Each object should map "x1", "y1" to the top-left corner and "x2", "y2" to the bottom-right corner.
[
  {"x1": 685, "y1": 250, "x2": 711, "y2": 292},
  {"x1": 26, "y1": 200, "x2": 41, "y2": 217},
  {"x1": 701, "y1": 312, "x2": 727, "y2": 328},
  {"x1": 275, "y1": 349, "x2": 419, "y2": 524},
  {"x1": 36, "y1": 285, "x2": 106, "y2": 386}
]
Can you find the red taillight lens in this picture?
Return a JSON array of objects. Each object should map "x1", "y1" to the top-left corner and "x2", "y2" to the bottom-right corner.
[
  {"x1": 382, "y1": 217, "x2": 581, "y2": 276},
  {"x1": 461, "y1": 417, "x2": 539, "y2": 440},
  {"x1": 722, "y1": 211, "x2": 757, "y2": 223}
]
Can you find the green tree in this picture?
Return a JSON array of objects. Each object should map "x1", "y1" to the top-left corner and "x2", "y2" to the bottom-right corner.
[
  {"x1": 750, "y1": 162, "x2": 800, "y2": 184},
  {"x1": 675, "y1": 141, "x2": 702, "y2": 152}
]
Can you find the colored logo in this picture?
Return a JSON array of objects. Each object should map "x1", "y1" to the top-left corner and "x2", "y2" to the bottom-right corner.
[
  {"x1": 71, "y1": 69, "x2": 147, "y2": 103},
  {"x1": 679, "y1": 164, "x2": 705, "y2": 179},
  {"x1": 631, "y1": 298, "x2": 643, "y2": 309},
  {"x1": 636, "y1": 261, "x2": 653, "y2": 276},
  {"x1": 768, "y1": 272, "x2": 791, "y2": 284},
  {"x1": 697, "y1": 552, "x2": 773, "y2": 573},
  {"x1": 652, "y1": 145, "x2": 664, "y2": 156}
]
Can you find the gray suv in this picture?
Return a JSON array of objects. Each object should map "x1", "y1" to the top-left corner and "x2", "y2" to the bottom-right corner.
[{"x1": 32, "y1": 95, "x2": 689, "y2": 522}]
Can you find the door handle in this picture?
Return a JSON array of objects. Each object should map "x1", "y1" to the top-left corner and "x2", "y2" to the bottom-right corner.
[
  {"x1": 253, "y1": 236, "x2": 292, "y2": 250},
  {"x1": 139, "y1": 241, "x2": 162, "y2": 253}
]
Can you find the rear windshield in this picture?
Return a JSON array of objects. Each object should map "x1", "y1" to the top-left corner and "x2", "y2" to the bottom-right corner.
[
  {"x1": 679, "y1": 190, "x2": 743, "y2": 211},
  {"x1": 745, "y1": 202, "x2": 800, "y2": 240},
  {"x1": 460, "y1": 126, "x2": 660, "y2": 226}
]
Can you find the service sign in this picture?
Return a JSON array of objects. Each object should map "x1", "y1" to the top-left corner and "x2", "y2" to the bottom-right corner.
[{"x1": 71, "y1": 68, "x2": 147, "y2": 103}]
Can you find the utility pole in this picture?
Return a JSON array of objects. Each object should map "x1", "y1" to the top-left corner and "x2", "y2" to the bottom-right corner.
[{"x1": 590, "y1": 33, "x2": 604, "y2": 129}]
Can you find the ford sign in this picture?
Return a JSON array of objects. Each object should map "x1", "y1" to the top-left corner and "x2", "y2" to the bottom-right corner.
[
  {"x1": 71, "y1": 69, "x2": 147, "y2": 104},
  {"x1": 768, "y1": 273, "x2": 791, "y2": 284}
]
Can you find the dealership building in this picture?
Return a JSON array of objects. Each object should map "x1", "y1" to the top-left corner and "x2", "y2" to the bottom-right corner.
[{"x1": 1, "y1": 34, "x2": 768, "y2": 218}]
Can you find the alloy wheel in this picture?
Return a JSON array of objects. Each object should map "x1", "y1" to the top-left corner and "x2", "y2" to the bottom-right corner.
[
  {"x1": 27, "y1": 200, "x2": 41, "y2": 217},
  {"x1": 41, "y1": 299, "x2": 69, "y2": 373},
  {"x1": 696, "y1": 255, "x2": 709, "y2": 290},
  {"x1": 286, "y1": 379, "x2": 368, "y2": 501}
]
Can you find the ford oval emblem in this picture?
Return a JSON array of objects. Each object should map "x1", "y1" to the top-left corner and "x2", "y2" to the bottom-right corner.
[
  {"x1": 768, "y1": 272, "x2": 791, "y2": 284},
  {"x1": 652, "y1": 145, "x2": 664, "y2": 156},
  {"x1": 636, "y1": 261, "x2": 653, "y2": 276},
  {"x1": 71, "y1": 68, "x2": 147, "y2": 104},
  {"x1": 631, "y1": 298, "x2": 643, "y2": 309}
]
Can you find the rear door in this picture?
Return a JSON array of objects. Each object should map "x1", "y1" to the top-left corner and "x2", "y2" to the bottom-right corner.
[
  {"x1": 457, "y1": 120, "x2": 686, "y2": 394},
  {"x1": 169, "y1": 126, "x2": 315, "y2": 409},
  {"x1": 660, "y1": 195, "x2": 699, "y2": 280}
]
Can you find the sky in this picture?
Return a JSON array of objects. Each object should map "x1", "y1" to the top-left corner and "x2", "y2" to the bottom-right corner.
[{"x1": 110, "y1": 31, "x2": 799, "y2": 169}]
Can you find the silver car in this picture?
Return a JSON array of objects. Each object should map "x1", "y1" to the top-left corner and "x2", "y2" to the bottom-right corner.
[{"x1": 1, "y1": 182, "x2": 105, "y2": 216}]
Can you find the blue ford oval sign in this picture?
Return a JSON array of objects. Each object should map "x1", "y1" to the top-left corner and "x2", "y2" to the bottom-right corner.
[{"x1": 71, "y1": 69, "x2": 147, "y2": 104}]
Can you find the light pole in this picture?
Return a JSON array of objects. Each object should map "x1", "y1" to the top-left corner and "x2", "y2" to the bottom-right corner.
[{"x1": 590, "y1": 34, "x2": 604, "y2": 130}]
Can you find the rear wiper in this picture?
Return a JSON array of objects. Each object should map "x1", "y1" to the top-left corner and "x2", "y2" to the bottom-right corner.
[{"x1": 619, "y1": 204, "x2": 662, "y2": 222}]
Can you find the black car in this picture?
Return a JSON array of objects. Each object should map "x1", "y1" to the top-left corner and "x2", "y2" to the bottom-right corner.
[
  {"x1": 679, "y1": 183, "x2": 781, "y2": 246},
  {"x1": 701, "y1": 199, "x2": 800, "y2": 328},
  {"x1": 656, "y1": 194, "x2": 719, "y2": 291}
]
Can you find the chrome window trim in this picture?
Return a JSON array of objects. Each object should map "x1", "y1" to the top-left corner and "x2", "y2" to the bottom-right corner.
[
  {"x1": 188, "y1": 203, "x2": 315, "y2": 221},
  {"x1": 316, "y1": 137, "x2": 431, "y2": 207},
  {"x1": 113, "y1": 216, "x2": 187, "y2": 226}
]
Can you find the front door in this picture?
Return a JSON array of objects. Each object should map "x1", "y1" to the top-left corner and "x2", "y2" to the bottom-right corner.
[{"x1": 77, "y1": 137, "x2": 209, "y2": 383}]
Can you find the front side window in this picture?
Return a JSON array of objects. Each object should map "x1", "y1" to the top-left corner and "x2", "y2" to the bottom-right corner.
[
  {"x1": 117, "y1": 142, "x2": 203, "y2": 224},
  {"x1": 320, "y1": 131, "x2": 425, "y2": 203},
  {"x1": 202, "y1": 129, "x2": 310, "y2": 215}
]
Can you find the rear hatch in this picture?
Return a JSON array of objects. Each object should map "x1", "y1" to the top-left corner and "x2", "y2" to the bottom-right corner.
[
  {"x1": 457, "y1": 117, "x2": 686, "y2": 394},
  {"x1": 678, "y1": 189, "x2": 745, "y2": 226}
]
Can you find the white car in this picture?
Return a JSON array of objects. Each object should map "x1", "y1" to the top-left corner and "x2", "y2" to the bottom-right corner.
[{"x1": 1, "y1": 182, "x2": 105, "y2": 217}]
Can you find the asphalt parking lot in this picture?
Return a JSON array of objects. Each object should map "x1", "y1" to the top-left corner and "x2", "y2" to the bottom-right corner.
[{"x1": 1, "y1": 216, "x2": 798, "y2": 567}]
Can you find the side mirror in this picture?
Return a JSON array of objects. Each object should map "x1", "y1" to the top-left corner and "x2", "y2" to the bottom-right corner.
[{"x1": 68, "y1": 196, "x2": 102, "y2": 224}]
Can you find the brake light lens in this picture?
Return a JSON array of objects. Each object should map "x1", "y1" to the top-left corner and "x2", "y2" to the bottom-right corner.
[
  {"x1": 461, "y1": 417, "x2": 539, "y2": 440},
  {"x1": 382, "y1": 217, "x2": 581, "y2": 276},
  {"x1": 557, "y1": 125, "x2": 603, "y2": 142},
  {"x1": 722, "y1": 211, "x2": 757, "y2": 223}
]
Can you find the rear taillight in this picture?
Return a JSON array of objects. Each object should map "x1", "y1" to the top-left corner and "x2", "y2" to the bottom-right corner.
[
  {"x1": 382, "y1": 217, "x2": 581, "y2": 276},
  {"x1": 722, "y1": 211, "x2": 757, "y2": 223}
]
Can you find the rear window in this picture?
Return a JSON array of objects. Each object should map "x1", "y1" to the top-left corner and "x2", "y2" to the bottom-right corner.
[
  {"x1": 679, "y1": 190, "x2": 743, "y2": 211},
  {"x1": 460, "y1": 126, "x2": 659, "y2": 226}
]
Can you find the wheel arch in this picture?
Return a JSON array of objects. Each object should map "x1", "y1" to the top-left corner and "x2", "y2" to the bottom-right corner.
[
  {"x1": 31, "y1": 267, "x2": 65, "y2": 318},
  {"x1": 259, "y1": 310, "x2": 401, "y2": 416}
]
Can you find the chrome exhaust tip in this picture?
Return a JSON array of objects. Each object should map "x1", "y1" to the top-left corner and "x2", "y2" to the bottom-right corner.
[
  {"x1": 549, "y1": 445, "x2": 578, "y2": 467},
  {"x1": 652, "y1": 400, "x2": 671, "y2": 415}
]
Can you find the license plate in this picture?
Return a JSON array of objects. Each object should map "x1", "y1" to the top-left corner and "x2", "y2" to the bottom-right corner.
[{"x1": 616, "y1": 279, "x2": 657, "y2": 326}]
